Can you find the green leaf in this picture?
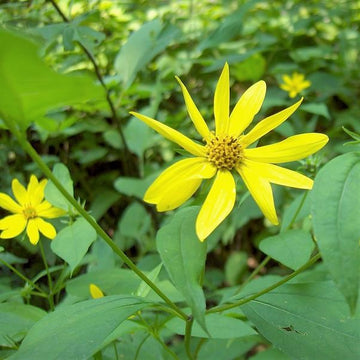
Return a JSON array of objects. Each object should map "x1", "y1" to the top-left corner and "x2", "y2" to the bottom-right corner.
[
  {"x1": 114, "y1": 19, "x2": 180, "y2": 88},
  {"x1": 9, "y1": 296, "x2": 149, "y2": 360},
  {"x1": 233, "y1": 53, "x2": 266, "y2": 82},
  {"x1": 135, "y1": 263, "x2": 163, "y2": 298},
  {"x1": 197, "y1": 0, "x2": 259, "y2": 51},
  {"x1": 242, "y1": 281, "x2": 360, "y2": 360},
  {"x1": 166, "y1": 313, "x2": 256, "y2": 339},
  {"x1": 156, "y1": 207, "x2": 207, "y2": 331},
  {"x1": 66, "y1": 269, "x2": 140, "y2": 298},
  {"x1": 119, "y1": 202, "x2": 151, "y2": 239},
  {"x1": 301, "y1": 103, "x2": 330, "y2": 120},
  {"x1": 312, "y1": 152, "x2": 360, "y2": 314},
  {"x1": 225, "y1": 251, "x2": 248, "y2": 286},
  {"x1": 114, "y1": 176, "x2": 155, "y2": 198},
  {"x1": 259, "y1": 230, "x2": 315, "y2": 270},
  {"x1": 0, "y1": 303, "x2": 46, "y2": 347},
  {"x1": 0, "y1": 29, "x2": 103, "y2": 130},
  {"x1": 45, "y1": 163, "x2": 74, "y2": 211},
  {"x1": 51, "y1": 218, "x2": 97, "y2": 273}
]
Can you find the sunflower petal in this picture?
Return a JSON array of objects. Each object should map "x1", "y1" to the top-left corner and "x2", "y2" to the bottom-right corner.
[
  {"x1": 130, "y1": 112, "x2": 206, "y2": 157},
  {"x1": 196, "y1": 170, "x2": 236, "y2": 241},
  {"x1": 0, "y1": 193, "x2": 22, "y2": 213},
  {"x1": 0, "y1": 214, "x2": 26, "y2": 238},
  {"x1": 228, "y1": 80, "x2": 266, "y2": 137},
  {"x1": 30, "y1": 179, "x2": 47, "y2": 206},
  {"x1": 236, "y1": 164, "x2": 278, "y2": 225},
  {"x1": 35, "y1": 218, "x2": 56, "y2": 239},
  {"x1": 242, "y1": 160, "x2": 313, "y2": 189},
  {"x1": 27, "y1": 175, "x2": 39, "y2": 195},
  {"x1": 242, "y1": 98, "x2": 303, "y2": 147},
  {"x1": 214, "y1": 63, "x2": 230, "y2": 135},
  {"x1": 12, "y1": 179, "x2": 27, "y2": 206},
  {"x1": 26, "y1": 219, "x2": 39, "y2": 245},
  {"x1": 176, "y1": 76, "x2": 210, "y2": 140},
  {"x1": 37, "y1": 202, "x2": 66, "y2": 218},
  {"x1": 244, "y1": 133, "x2": 329, "y2": 163},
  {"x1": 145, "y1": 157, "x2": 216, "y2": 204}
]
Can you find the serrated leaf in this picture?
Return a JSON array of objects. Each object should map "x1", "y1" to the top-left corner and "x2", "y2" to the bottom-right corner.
[
  {"x1": 51, "y1": 218, "x2": 97, "y2": 273},
  {"x1": 312, "y1": 152, "x2": 360, "y2": 314},
  {"x1": 259, "y1": 230, "x2": 315, "y2": 270},
  {"x1": 9, "y1": 296, "x2": 149, "y2": 360},
  {"x1": 156, "y1": 207, "x2": 207, "y2": 331},
  {"x1": 0, "y1": 29, "x2": 103, "y2": 130}
]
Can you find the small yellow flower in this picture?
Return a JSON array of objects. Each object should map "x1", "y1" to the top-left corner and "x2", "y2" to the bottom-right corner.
[
  {"x1": 89, "y1": 283, "x2": 104, "y2": 299},
  {"x1": 280, "y1": 72, "x2": 311, "y2": 98},
  {"x1": 130, "y1": 64, "x2": 328, "y2": 241},
  {"x1": 0, "y1": 175, "x2": 65, "y2": 245}
]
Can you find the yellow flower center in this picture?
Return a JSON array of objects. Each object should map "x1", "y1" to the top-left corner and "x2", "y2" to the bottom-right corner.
[
  {"x1": 23, "y1": 206, "x2": 37, "y2": 220},
  {"x1": 206, "y1": 135, "x2": 243, "y2": 170}
]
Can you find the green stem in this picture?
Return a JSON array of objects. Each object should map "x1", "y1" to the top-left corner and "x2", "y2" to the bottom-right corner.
[
  {"x1": 0, "y1": 257, "x2": 45, "y2": 294},
  {"x1": 4, "y1": 122, "x2": 187, "y2": 321},
  {"x1": 207, "y1": 253, "x2": 321, "y2": 314},
  {"x1": 185, "y1": 317, "x2": 195, "y2": 360},
  {"x1": 38, "y1": 239, "x2": 55, "y2": 311}
]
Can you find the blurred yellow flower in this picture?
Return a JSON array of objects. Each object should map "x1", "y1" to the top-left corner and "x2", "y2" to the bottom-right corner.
[
  {"x1": 280, "y1": 72, "x2": 311, "y2": 98},
  {"x1": 89, "y1": 283, "x2": 104, "y2": 299},
  {"x1": 131, "y1": 63, "x2": 328, "y2": 241},
  {"x1": 0, "y1": 175, "x2": 65, "y2": 245}
]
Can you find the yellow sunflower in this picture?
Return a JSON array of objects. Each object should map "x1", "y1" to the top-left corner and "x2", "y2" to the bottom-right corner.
[
  {"x1": 0, "y1": 175, "x2": 65, "y2": 245},
  {"x1": 280, "y1": 72, "x2": 311, "y2": 98},
  {"x1": 130, "y1": 63, "x2": 328, "y2": 241}
]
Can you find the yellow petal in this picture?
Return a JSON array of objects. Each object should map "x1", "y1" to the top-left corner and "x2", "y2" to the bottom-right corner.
[
  {"x1": 214, "y1": 63, "x2": 230, "y2": 135},
  {"x1": 280, "y1": 83, "x2": 291, "y2": 92},
  {"x1": 30, "y1": 179, "x2": 47, "y2": 206},
  {"x1": 242, "y1": 160, "x2": 313, "y2": 189},
  {"x1": 27, "y1": 175, "x2": 39, "y2": 195},
  {"x1": 157, "y1": 178, "x2": 203, "y2": 212},
  {"x1": 145, "y1": 157, "x2": 216, "y2": 205},
  {"x1": 0, "y1": 193, "x2": 22, "y2": 213},
  {"x1": 26, "y1": 219, "x2": 39, "y2": 245},
  {"x1": 242, "y1": 98, "x2": 303, "y2": 147},
  {"x1": 37, "y1": 202, "x2": 66, "y2": 218},
  {"x1": 176, "y1": 76, "x2": 210, "y2": 140},
  {"x1": 35, "y1": 218, "x2": 56, "y2": 239},
  {"x1": 282, "y1": 74, "x2": 292, "y2": 85},
  {"x1": 245, "y1": 133, "x2": 329, "y2": 163},
  {"x1": 228, "y1": 80, "x2": 266, "y2": 137},
  {"x1": 11, "y1": 179, "x2": 27, "y2": 206},
  {"x1": 196, "y1": 170, "x2": 236, "y2": 241},
  {"x1": 0, "y1": 214, "x2": 26, "y2": 238},
  {"x1": 130, "y1": 112, "x2": 206, "y2": 157},
  {"x1": 236, "y1": 164, "x2": 278, "y2": 225},
  {"x1": 89, "y1": 283, "x2": 104, "y2": 299}
]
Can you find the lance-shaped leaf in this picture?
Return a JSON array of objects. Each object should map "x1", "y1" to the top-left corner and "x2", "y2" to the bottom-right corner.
[
  {"x1": 156, "y1": 207, "x2": 207, "y2": 331},
  {"x1": 312, "y1": 152, "x2": 360, "y2": 314}
]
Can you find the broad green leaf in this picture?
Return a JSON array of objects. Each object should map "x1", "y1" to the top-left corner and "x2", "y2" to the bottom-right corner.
[
  {"x1": 119, "y1": 202, "x2": 151, "y2": 239},
  {"x1": 0, "y1": 29, "x2": 103, "y2": 130},
  {"x1": 0, "y1": 303, "x2": 46, "y2": 347},
  {"x1": 242, "y1": 281, "x2": 360, "y2": 360},
  {"x1": 166, "y1": 313, "x2": 256, "y2": 339},
  {"x1": 9, "y1": 296, "x2": 149, "y2": 360},
  {"x1": 301, "y1": 103, "x2": 330, "y2": 120},
  {"x1": 45, "y1": 163, "x2": 74, "y2": 211},
  {"x1": 233, "y1": 53, "x2": 266, "y2": 82},
  {"x1": 225, "y1": 251, "x2": 248, "y2": 286},
  {"x1": 156, "y1": 207, "x2": 207, "y2": 331},
  {"x1": 51, "y1": 218, "x2": 97, "y2": 273},
  {"x1": 249, "y1": 347, "x2": 290, "y2": 360},
  {"x1": 66, "y1": 269, "x2": 140, "y2": 298},
  {"x1": 259, "y1": 230, "x2": 315, "y2": 270},
  {"x1": 114, "y1": 19, "x2": 180, "y2": 88},
  {"x1": 114, "y1": 176, "x2": 155, "y2": 198},
  {"x1": 312, "y1": 152, "x2": 360, "y2": 313}
]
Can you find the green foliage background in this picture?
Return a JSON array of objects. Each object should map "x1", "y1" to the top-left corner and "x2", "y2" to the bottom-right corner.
[{"x1": 0, "y1": 0, "x2": 360, "y2": 359}]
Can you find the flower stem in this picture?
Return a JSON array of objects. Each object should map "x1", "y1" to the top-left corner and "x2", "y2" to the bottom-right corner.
[
  {"x1": 185, "y1": 316, "x2": 195, "y2": 360},
  {"x1": 4, "y1": 122, "x2": 187, "y2": 321},
  {"x1": 207, "y1": 253, "x2": 321, "y2": 314},
  {"x1": 38, "y1": 239, "x2": 55, "y2": 311}
]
